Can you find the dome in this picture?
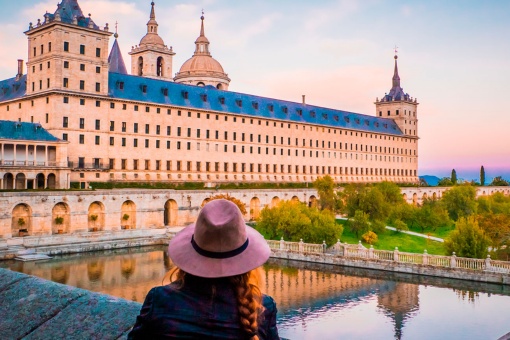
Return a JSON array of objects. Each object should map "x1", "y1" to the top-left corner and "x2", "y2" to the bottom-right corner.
[
  {"x1": 139, "y1": 33, "x2": 165, "y2": 46},
  {"x1": 178, "y1": 55, "x2": 225, "y2": 75}
]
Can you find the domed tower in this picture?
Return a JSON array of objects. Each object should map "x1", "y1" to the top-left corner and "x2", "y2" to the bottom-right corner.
[
  {"x1": 375, "y1": 53, "x2": 418, "y2": 137},
  {"x1": 129, "y1": 2, "x2": 174, "y2": 79},
  {"x1": 174, "y1": 14, "x2": 230, "y2": 90}
]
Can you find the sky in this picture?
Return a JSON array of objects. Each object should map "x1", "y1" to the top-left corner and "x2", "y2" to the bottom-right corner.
[{"x1": 0, "y1": 0, "x2": 509, "y2": 181}]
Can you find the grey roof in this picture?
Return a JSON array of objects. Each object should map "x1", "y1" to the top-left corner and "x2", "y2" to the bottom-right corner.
[
  {"x1": 108, "y1": 39, "x2": 128, "y2": 75},
  {"x1": 0, "y1": 120, "x2": 61, "y2": 142},
  {"x1": 45, "y1": 0, "x2": 99, "y2": 30},
  {"x1": 0, "y1": 75, "x2": 26, "y2": 101}
]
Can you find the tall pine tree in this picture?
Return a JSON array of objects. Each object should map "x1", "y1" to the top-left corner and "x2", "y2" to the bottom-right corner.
[
  {"x1": 480, "y1": 166, "x2": 485, "y2": 186},
  {"x1": 451, "y1": 169, "x2": 457, "y2": 185}
]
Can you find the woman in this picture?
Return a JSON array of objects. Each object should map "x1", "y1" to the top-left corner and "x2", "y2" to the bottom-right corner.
[{"x1": 129, "y1": 199, "x2": 280, "y2": 339}]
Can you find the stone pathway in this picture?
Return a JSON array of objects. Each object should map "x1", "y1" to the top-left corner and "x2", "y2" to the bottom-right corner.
[{"x1": 336, "y1": 216, "x2": 444, "y2": 243}]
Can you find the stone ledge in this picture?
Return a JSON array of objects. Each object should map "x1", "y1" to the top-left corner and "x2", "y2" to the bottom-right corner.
[{"x1": 0, "y1": 268, "x2": 141, "y2": 339}]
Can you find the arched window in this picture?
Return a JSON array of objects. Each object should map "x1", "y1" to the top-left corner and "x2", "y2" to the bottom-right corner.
[
  {"x1": 138, "y1": 56, "x2": 143, "y2": 76},
  {"x1": 216, "y1": 84, "x2": 223, "y2": 90},
  {"x1": 157, "y1": 57, "x2": 164, "y2": 77},
  {"x1": 197, "y1": 82, "x2": 205, "y2": 87}
]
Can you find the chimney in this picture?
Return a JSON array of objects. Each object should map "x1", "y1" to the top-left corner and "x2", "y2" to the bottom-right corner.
[
  {"x1": 16, "y1": 59, "x2": 24, "y2": 81},
  {"x1": 302, "y1": 95, "x2": 306, "y2": 105}
]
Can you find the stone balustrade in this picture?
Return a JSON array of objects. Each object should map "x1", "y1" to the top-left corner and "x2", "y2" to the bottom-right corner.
[{"x1": 267, "y1": 238, "x2": 510, "y2": 284}]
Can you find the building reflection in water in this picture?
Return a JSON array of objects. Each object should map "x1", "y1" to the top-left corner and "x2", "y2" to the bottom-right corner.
[{"x1": 2, "y1": 246, "x2": 420, "y2": 337}]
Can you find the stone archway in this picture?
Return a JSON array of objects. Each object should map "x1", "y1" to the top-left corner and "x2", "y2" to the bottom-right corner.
[
  {"x1": 309, "y1": 195, "x2": 318, "y2": 208},
  {"x1": 88, "y1": 202, "x2": 105, "y2": 231},
  {"x1": 270, "y1": 196, "x2": 280, "y2": 208},
  {"x1": 250, "y1": 197, "x2": 261, "y2": 220},
  {"x1": 164, "y1": 199, "x2": 178, "y2": 226},
  {"x1": 291, "y1": 196, "x2": 300, "y2": 203},
  {"x1": 121, "y1": 200, "x2": 136, "y2": 229},
  {"x1": 52, "y1": 202, "x2": 71, "y2": 234},
  {"x1": 36, "y1": 173, "x2": 45, "y2": 189},
  {"x1": 402, "y1": 193, "x2": 408, "y2": 201},
  {"x1": 412, "y1": 193, "x2": 418, "y2": 205},
  {"x1": 422, "y1": 193, "x2": 428, "y2": 201},
  {"x1": 432, "y1": 192, "x2": 437, "y2": 200},
  {"x1": 3, "y1": 173, "x2": 14, "y2": 189},
  {"x1": 15, "y1": 173, "x2": 26, "y2": 189},
  {"x1": 47, "y1": 173, "x2": 56, "y2": 189},
  {"x1": 12, "y1": 203, "x2": 32, "y2": 237}
]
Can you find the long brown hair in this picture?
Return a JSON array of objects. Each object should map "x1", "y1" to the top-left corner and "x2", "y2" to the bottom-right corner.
[{"x1": 166, "y1": 267, "x2": 264, "y2": 339}]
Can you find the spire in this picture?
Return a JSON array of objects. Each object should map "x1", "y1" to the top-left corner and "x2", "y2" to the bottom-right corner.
[
  {"x1": 108, "y1": 34, "x2": 128, "y2": 74},
  {"x1": 146, "y1": 1, "x2": 158, "y2": 35},
  {"x1": 392, "y1": 54, "x2": 400, "y2": 89},
  {"x1": 194, "y1": 12, "x2": 210, "y2": 55}
]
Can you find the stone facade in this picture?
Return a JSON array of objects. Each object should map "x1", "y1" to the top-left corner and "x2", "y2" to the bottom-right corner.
[{"x1": 0, "y1": 0, "x2": 420, "y2": 189}]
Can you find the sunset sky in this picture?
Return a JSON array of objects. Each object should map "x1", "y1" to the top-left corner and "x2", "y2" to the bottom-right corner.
[{"x1": 0, "y1": 0, "x2": 508, "y2": 181}]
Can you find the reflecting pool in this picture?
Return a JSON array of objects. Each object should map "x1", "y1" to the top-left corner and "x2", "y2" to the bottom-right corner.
[{"x1": 2, "y1": 246, "x2": 509, "y2": 340}]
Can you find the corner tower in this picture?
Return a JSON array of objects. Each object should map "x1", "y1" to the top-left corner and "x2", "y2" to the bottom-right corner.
[
  {"x1": 24, "y1": 0, "x2": 112, "y2": 96},
  {"x1": 174, "y1": 14, "x2": 230, "y2": 90},
  {"x1": 375, "y1": 54, "x2": 418, "y2": 137},
  {"x1": 129, "y1": 2, "x2": 175, "y2": 79}
]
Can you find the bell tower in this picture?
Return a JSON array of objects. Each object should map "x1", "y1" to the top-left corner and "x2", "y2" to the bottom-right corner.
[
  {"x1": 129, "y1": 2, "x2": 175, "y2": 79},
  {"x1": 375, "y1": 53, "x2": 419, "y2": 137}
]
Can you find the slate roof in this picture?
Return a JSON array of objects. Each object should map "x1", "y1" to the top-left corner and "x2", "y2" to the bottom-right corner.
[
  {"x1": 108, "y1": 39, "x2": 128, "y2": 75},
  {"x1": 0, "y1": 120, "x2": 61, "y2": 142},
  {"x1": 109, "y1": 73, "x2": 403, "y2": 135},
  {"x1": 45, "y1": 0, "x2": 99, "y2": 30},
  {"x1": 0, "y1": 75, "x2": 27, "y2": 102},
  {"x1": 380, "y1": 57, "x2": 412, "y2": 102},
  {"x1": 0, "y1": 71, "x2": 403, "y2": 136}
]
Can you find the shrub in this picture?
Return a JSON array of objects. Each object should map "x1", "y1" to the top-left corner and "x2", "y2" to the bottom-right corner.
[{"x1": 362, "y1": 231, "x2": 378, "y2": 245}]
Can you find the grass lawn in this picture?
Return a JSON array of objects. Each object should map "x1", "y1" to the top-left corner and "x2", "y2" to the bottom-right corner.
[
  {"x1": 407, "y1": 225, "x2": 455, "y2": 239},
  {"x1": 337, "y1": 219, "x2": 447, "y2": 255}
]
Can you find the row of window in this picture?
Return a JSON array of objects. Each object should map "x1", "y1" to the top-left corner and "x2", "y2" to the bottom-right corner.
[
  {"x1": 33, "y1": 41, "x2": 101, "y2": 57},
  {"x1": 62, "y1": 79, "x2": 101, "y2": 92},
  {"x1": 379, "y1": 109, "x2": 417, "y2": 117},
  {"x1": 83, "y1": 157, "x2": 417, "y2": 177}
]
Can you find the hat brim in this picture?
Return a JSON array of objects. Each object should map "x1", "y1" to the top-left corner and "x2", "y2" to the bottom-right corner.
[{"x1": 168, "y1": 224, "x2": 270, "y2": 278}]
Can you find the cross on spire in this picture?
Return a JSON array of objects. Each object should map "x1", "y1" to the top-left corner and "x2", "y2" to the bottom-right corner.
[{"x1": 394, "y1": 45, "x2": 399, "y2": 57}]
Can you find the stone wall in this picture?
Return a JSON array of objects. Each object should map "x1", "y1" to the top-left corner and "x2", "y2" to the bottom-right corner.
[
  {"x1": 0, "y1": 188, "x2": 317, "y2": 238},
  {"x1": 0, "y1": 268, "x2": 141, "y2": 339}
]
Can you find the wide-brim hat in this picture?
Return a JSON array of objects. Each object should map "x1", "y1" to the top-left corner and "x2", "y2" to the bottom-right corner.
[{"x1": 168, "y1": 199, "x2": 270, "y2": 278}]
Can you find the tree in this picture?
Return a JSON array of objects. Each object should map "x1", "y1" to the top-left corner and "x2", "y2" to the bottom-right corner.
[
  {"x1": 451, "y1": 169, "x2": 457, "y2": 185},
  {"x1": 312, "y1": 175, "x2": 339, "y2": 212},
  {"x1": 392, "y1": 219, "x2": 409, "y2": 232},
  {"x1": 362, "y1": 231, "x2": 378, "y2": 245},
  {"x1": 438, "y1": 177, "x2": 453, "y2": 187},
  {"x1": 349, "y1": 210, "x2": 370, "y2": 238},
  {"x1": 256, "y1": 200, "x2": 342, "y2": 245},
  {"x1": 444, "y1": 217, "x2": 491, "y2": 258},
  {"x1": 490, "y1": 176, "x2": 509, "y2": 186},
  {"x1": 480, "y1": 166, "x2": 485, "y2": 186},
  {"x1": 477, "y1": 213, "x2": 510, "y2": 252},
  {"x1": 203, "y1": 194, "x2": 247, "y2": 215},
  {"x1": 414, "y1": 198, "x2": 452, "y2": 232},
  {"x1": 441, "y1": 185, "x2": 477, "y2": 221}
]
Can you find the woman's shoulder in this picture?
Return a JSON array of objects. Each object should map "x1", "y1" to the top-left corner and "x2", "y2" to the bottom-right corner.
[{"x1": 262, "y1": 294, "x2": 277, "y2": 312}]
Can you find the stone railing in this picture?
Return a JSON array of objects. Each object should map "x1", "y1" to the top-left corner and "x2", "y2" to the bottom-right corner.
[{"x1": 267, "y1": 238, "x2": 510, "y2": 275}]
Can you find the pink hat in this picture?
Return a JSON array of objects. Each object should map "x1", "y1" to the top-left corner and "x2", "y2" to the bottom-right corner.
[{"x1": 168, "y1": 199, "x2": 270, "y2": 278}]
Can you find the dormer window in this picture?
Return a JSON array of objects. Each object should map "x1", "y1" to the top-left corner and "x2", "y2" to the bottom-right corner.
[
  {"x1": 201, "y1": 94, "x2": 208, "y2": 102},
  {"x1": 141, "y1": 85, "x2": 147, "y2": 93},
  {"x1": 333, "y1": 115, "x2": 339, "y2": 121},
  {"x1": 296, "y1": 109, "x2": 302, "y2": 116},
  {"x1": 310, "y1": 110, "x2": 316, "y2": 118},
  {"x1": 344, "y1": 117, "x2": 350, "y2": 123},
  {"x1": 322, "y1": 113, "x2": 328, "y2": 119},
  {"x1": 383, "y1": 123, "x2": 388, "y2": 128},
  {"x1": 375, "y1": 122, "x2": 380, "y2": 127},
  {"x1": 268, "y1": 104, "x2": 274, "y2": 112},
  {"x1": 182, "y1": 91, "x2": 189, "y2": 99},
  {"x1": 252, "y1": 102, "x2": 259, "y2": 109},
  {"x1": 355, "y1": 118, "x2": 360, "y2": 124},
  {"x1": 117, "y1": 81, "x2": 124, "y2": 90},
  {"x1": 235, "y1": 99, "x2": 242, "y2": 107},
  {"x1": 282, "y1": 106, "x2": 288, "y2": 114},
  {"x1": 219, "y1": 96, "x2": 225, "y2": 104},
  {"x1": 364, "y1": 119, "x2": 370, "y2": 126},
  {"x1": 162, "y1": 88, "x2": 168, "y2": 96}
]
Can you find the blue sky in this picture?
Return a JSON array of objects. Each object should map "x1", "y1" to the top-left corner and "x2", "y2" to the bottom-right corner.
[{"x1": 0, "y1": 0, "x2": 509, "y2": 181}]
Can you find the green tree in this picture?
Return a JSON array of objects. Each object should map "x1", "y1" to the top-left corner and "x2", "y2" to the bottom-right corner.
[
  {"x1": 490, "y1": 176, "x2": 509, "y2": 186},
  {"x1": 441, "y1": 185, "x2": 477, "y2": 221},
  {"x1": 480, "y1": 166, "x2": 485, "y2": 186},
  {"x1": 375, "y1": 181, "x2": 405, "y2": 205},
  {"x1": 437, "y1": 177, "x2": 453, "y2": 186},
  {"x1": 451, "y1": 169, "x2": 457, "y2": 185},
  {"x1": 349, "y1": 210, "x2": 370, "y2": 238},
  {"x1": 477, "y1": 213, "x2": 510, "y2": 253},
  {"x1": 444, "y1": 217, "x2": 491, "y2": 258},
  {"x1": 312, "y1": 175, "x2": 338, "y2": 212},
  {"x1": 414, "y1": 198, "x2": 452, "y2": 232},
  {"x1": 392, "y1": 219, "x2": 409, "y2": 232},
  {"x1": 256, "y1": 200, "x2": 342, "y2": 245}
]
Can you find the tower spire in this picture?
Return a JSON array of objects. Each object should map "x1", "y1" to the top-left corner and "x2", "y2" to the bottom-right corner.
[
  {"x1": 392, "y1": 45, "x2": 400, "y2": 88},
  {"x1": 200, "y1": 10, "x2": 205, "y2": 37},
  {"x1": 194, "y1": 11, "x2": 210, "y2": 55},
  {"x1": 150, "y1": 1, "x2": 156, "y2": 20},
  {"x1": 146, "y1": 1, "x2": 158, "y2": 35}
]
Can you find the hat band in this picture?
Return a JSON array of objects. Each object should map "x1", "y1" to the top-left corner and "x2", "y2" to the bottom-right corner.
[{"x1": 191, "y1": 235, "x2": 249, "y2": 259}]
